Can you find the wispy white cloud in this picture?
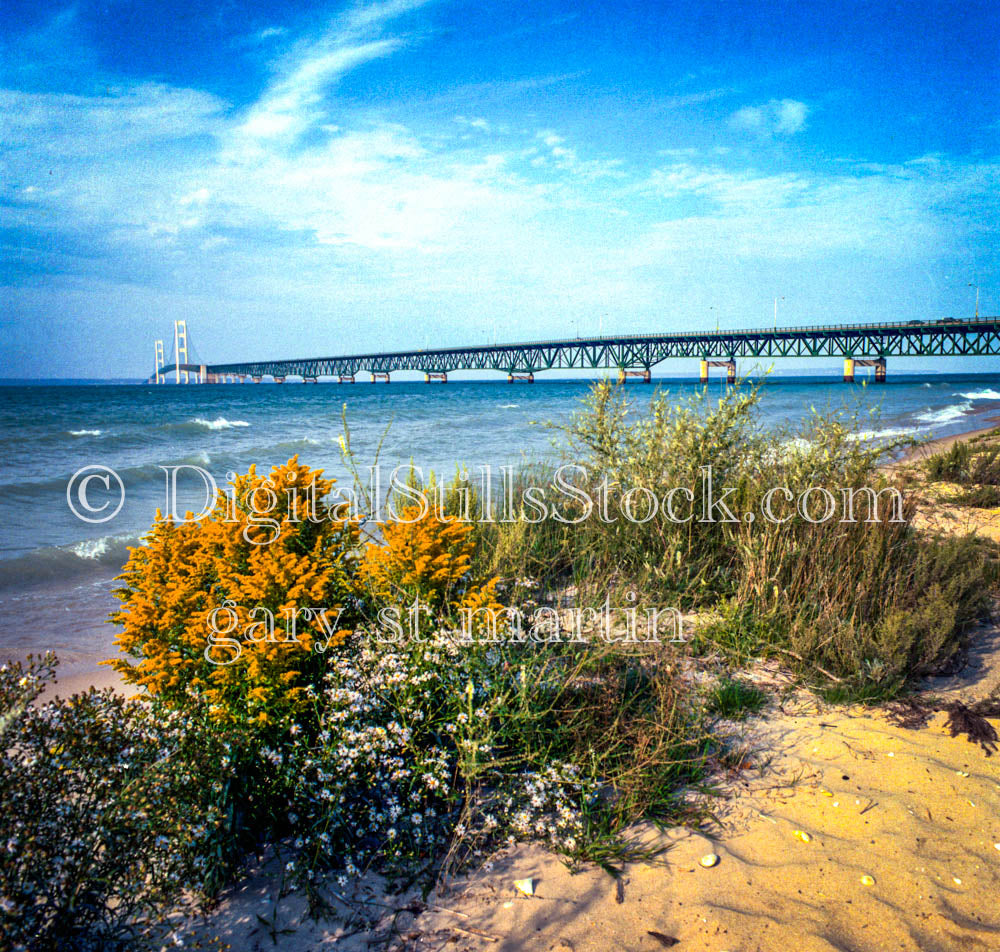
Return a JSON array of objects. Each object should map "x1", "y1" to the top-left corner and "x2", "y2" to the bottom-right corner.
[
  {"x1": 639, "y1": 156, "x2": 999, "y2": 259},
  {"x1": 730, "y1": 98, "x2": 810, "y2": 136},
  {"x1": 234, "y1": 0, "x2": 434, "y2": 147},
  {"x1": 455, "y1": 115, "x2": 492, "y2": 131},
  {"x1": 0, "y1": 85, "x2": 224, "y2": 159}
]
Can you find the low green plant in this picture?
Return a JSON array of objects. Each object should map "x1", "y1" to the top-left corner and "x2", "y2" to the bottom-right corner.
[
  {"x1": 924, "y1": 438, "x2": 1000, "y2": 493},
  {"x1": 955, "y1": 484, "x2": 1000, "y2": 508},
  {"x1": 707, "y1": 677, "x2": 768, "y2": 719},
  {"x1": 925, "y1": 440, "x2": 973, "y2": 482}
]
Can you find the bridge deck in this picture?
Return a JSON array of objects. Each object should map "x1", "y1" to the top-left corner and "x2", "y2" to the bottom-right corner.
[{"x1": 153, "y1": 316, "x2": 1000, "y2": 381}]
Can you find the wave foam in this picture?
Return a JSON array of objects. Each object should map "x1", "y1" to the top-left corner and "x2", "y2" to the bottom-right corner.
[
  {"x1": 67, "y1": 533, "x2": 138, "y2": 561},
  {"x1": 191, "y1": 417, "x2": 250, "y2": 430},
  {"x1": 915, "y1": 402, "x2": 971, "y2": 425},
  {"x1": 69, "y1": 429, "x2": 102, "y2": 436},
  {"x1": 851, "y1": 427, "x2": 918, "y2": 442},
  {"x1": 958, "y1": 389, "x2": 1000, "y2": 401}
]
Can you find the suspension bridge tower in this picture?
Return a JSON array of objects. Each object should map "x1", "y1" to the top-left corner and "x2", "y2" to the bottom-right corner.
[
  {"x1": 153, "y1": 340, "x2": 165, "y2": 384},
  {"x1": 173, "y1": 319, "x2": 190, "y2": 384}
]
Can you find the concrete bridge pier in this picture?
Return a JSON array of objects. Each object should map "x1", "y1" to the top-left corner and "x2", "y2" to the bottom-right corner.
[
  {"x1": 507, "y1": 372, "x2": 534, "y2": 383},
  {"x1": 338, "y1": 374, "x2": 355, "y2": 384},
  {"x1": 371, "y1": 372, "x2": 390, "y2": 383},
  {"x1": 274, "y1": 376, "x2": 286, "y2": 384},
  {"x1": 424, "y1": 372, "x2": 448, "y2": 383},
  {"x1": 849, "y1": 358, "x2": 887, "y2": 383},
  {"x1": 252, "y1": 376, "x2": 262, "y2": 383},
  {"x1": 617, "y1": 367, "x2": 651, "y2": 384},
  {"x1": 700, "y1": 359, "x2": 736, "y2": 384}
]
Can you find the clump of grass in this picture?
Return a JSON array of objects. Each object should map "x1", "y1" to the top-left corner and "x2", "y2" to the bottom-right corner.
[
  {"x1": 924, "y1": 438, "x2": 1000, "y2": 507},
  {"x1": 474, "y1": 381, "x2": 996, "y2": 698},
  {"x1": 707, "y1": 677, "x2": 768, "y2": 719},
  {"x1": 926, "y1": 440, "x2": 973, "y2": 482},
  {"x1": 954, "y1": 484, "x2": 1000, "y2": 508}
]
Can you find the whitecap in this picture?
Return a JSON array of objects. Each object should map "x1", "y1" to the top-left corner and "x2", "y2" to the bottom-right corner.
[
  {"x1": 499, "y1": 404, "x2": 520, "y2": 409},
  {"x1": 69, "y1": 429, "x2": 102, "y2": 436},
  {"x1": 850, "y1": 427, "x2": 918, "y2": 441},
  {"x1": 957, "y1": 389, "x2": 1000, "y2": 401},
  {"x1": 915, "y1": 402, "x2": 972, "y2": 425},
  {"x1": 191, "y1": 417, "x2": 250, "y2": 430},
  {"x1": 65, "y1": 532, "x2": 140, "y2": 562}
]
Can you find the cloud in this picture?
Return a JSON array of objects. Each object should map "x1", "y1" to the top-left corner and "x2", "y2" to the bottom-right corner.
[
  {"x1": 455, "y1": 116, "x2": 491, "y2": 131},
  {"x1": 730, "y1": 98, "x2": 810, "y2": 137},
  {"x1": 639, "y1": 157, "x2": 999, "y2": 259},
  {"x1": 234, "y1": 0, "x2": 433, "y2": 147},
  {"x1": 0, "y1": 85, "x2": 225, "y2": 160}
]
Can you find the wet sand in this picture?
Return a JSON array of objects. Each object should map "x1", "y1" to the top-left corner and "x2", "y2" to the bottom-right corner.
[{"x1": 896, "y1": 416, "x2": 1000, "y2": 465}]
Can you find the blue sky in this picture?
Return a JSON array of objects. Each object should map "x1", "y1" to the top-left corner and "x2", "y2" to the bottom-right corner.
[{"x1": 1, "y1": 0, "x2": 998, "y2": 377}]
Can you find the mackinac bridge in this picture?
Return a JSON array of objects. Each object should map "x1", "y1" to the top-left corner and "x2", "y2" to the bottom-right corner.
[{"x1": 150, "y1": 315, "x2": 1000, "y2": 386}]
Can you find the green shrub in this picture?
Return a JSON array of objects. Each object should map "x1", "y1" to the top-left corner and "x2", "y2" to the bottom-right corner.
[
  {"x1": 475, "y1": 381, "x2": 994, "y2": 697},
  {"x1": 970, "y1": 445, "x2": 1000, "y2": 485},
  {"x1": 0, "y1": 655, "x2": 233, "y2": 951},
  {"x1": 925, "y1": 441, "x2": 972, "y2": 482},
  {"x1": 955, "y1": 484, "x2": 1000, "y2": 508},
  {"x1": 925, "y1": 439, "x2": 1000, "y2": 489}
]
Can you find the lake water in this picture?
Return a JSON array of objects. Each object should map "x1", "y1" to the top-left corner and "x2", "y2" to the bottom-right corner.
[{"x1": 1, "y1": 373, "x2": 998, "y2": 678}]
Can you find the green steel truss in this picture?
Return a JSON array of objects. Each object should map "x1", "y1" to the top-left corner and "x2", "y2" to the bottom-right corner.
[{"x1": 157, "y1": 316, "x2": 1000, "y2": 381}]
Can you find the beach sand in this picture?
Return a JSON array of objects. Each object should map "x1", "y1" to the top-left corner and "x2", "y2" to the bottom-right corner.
[
  {"x1": 185, "y1": 617, "x2": 1000, "y2": 952},
  {"x1": 896, "y1": 417, "x2": 1000, "y2": 465}
]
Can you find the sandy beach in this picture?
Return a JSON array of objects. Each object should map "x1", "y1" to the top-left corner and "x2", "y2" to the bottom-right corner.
[
  {"x1": 897, "y1": 416, "x2": 1000, "y2": 464},
  {"x1": 185, "y1": 616, "x2": 1000, "y2": 951}
]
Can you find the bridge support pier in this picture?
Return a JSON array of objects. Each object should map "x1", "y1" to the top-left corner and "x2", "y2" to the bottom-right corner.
[
  {"x1": 424, "y1": 372, "x2": 448, "y2": 383},
  {"x1": 338, "y1": 374, "x2": 355, "y2": 384},
  {"x1": 371, "y1": 372, "x2": 390, "y2": 383},
  {"x1": 843, "y1": 358, "x2": 855, "y2": 383},
  {"x1": 617, "y1": 367, "x2": 651, "y2": 384},
  {"x1": 274, "y1": 376, "x2": 286, "y2": 384},
  {"x1": 700, "y1": 359, "x2": 736, "y2": 384},
  {"x1": 303, "y1": 376, "x2": 318, "y2": 383},
  {"x1": 853, "y1": 358, "x2": 887, "y2": 383},
  {"x1": 252, "y1": 376, "x2": 262, "y2": 383},
  {"x1": 507, "y1": 372, "x2": 534, "y2": 383}
]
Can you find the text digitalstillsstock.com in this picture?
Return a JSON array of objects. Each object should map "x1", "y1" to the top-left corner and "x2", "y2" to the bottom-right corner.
[{"x1": 67, "y1": 462, "x2": 906, "y2": 537}]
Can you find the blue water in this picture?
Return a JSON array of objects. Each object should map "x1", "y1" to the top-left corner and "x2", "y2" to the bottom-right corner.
[{"x1": 1, "y1": 373, "x2": 998, "y2": 674}]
